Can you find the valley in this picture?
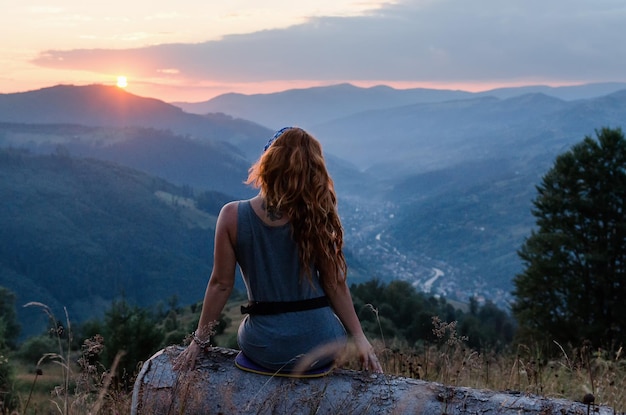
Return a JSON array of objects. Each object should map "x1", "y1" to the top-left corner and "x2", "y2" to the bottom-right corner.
[
  {"x1": 1, "y1": 81, "x2": 625, "y2": 328},
  {"x1": 339, "y1": 196, "x2": 514, "y2": 309}
]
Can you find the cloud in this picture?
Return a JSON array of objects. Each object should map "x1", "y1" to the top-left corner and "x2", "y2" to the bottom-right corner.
[{"x1": 32, "y1": 0, "x2": 626, "y2": 85}]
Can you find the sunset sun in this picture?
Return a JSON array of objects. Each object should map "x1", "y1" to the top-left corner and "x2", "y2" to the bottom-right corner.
[{"x1": 116, "y1": 76, "x2": 128, "y2": 88}]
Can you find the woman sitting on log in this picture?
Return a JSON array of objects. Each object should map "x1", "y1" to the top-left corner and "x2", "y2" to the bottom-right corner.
[{"x1": 174, "y1": 127, "x2": 382, "y2": 374}]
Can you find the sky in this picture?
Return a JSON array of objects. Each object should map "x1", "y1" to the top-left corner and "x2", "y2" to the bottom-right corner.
[{"x1": 2, "y1": 0, "x2": 626, "y2": 103}]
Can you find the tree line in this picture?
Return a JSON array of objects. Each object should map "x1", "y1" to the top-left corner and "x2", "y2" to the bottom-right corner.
[{"x1": 0, "y1": 279, "x2": 515, "y2": 408}]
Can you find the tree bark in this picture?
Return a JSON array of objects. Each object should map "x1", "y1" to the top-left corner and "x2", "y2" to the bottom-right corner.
[{"x1": 132, "y1": 346, "x2": 615, "y2": 415}]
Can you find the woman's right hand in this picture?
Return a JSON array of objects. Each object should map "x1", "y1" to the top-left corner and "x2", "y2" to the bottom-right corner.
[{"x1": 173, "y1": 341, "x2": 201, "y2": 371}]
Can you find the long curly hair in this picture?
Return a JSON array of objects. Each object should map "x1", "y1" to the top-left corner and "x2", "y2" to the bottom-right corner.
[{"x1": 246, "y1": 128, "x2": 347, "y2": 290}]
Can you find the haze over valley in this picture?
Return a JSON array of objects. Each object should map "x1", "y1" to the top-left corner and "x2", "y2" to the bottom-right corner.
[{"x1": 2, "y1": 81, "x2": 625, "y2": 334}]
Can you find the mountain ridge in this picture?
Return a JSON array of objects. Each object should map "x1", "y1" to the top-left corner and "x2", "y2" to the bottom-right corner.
[
  {"x1": 0, "y1": 84, "x2": 272, "y2": 152},
  {"x1": 1, "y1": 82, "x2": 625, "y2": 317},
  {"x1": 172, "y1": 82, "x2": 626, "y2": 128}
]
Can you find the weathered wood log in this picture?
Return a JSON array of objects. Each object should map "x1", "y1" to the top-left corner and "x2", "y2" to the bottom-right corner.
[{"x1": 131, "y1": 346, "x2": 615, "y2": 415}]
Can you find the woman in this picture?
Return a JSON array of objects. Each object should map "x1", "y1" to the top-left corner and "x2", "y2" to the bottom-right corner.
[{"x1": 174, "y1": 127, "x2": 382, "y2": 373}]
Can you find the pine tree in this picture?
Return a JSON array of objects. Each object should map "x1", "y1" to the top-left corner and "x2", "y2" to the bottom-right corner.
[
  {"x1": 102, "y1": 298, "x2": 164, "y2": 385},
  {"x1": 513, "y1": 127, "x2": 626, "y2": 348},
  {"x1": 0, "y1": 287, "x2": 20, "y2": 349}
]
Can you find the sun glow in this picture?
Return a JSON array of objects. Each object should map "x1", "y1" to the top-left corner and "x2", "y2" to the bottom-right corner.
[{"x1": 116, "y1": 76, "x2": 128, "y2": 88}]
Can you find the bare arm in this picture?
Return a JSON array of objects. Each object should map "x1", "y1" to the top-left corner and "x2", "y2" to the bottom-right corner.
[
  {"x1": 173, "y1": 201, "x2": 238, "y2": 371},
  {"x1": 325, "y1": 280, "x2": 383, "y2": 373}
]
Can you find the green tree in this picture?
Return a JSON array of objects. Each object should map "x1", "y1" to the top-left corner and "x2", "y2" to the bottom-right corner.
[
  {"x1": 513, "y1": 127, "x2": 626, "y2": 348},
  {"x1": 0, "y1": 287, "x2": 19, "y2": 411},
  {"x1": 460, "y1": 300, "x2": 515, "y2": 351},
  {"x1": 0, "y1": 286, "x2": 20, "y2": 349},
  {"x1": 14, "y1": 335, "x2": 59, "y2": 364},
  {"x1": 101, "y1": 299, "x2": 164, "y2": 386}
]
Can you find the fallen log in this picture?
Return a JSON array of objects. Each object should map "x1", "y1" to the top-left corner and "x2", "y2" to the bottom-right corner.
[{"x1": 131, "y1": 346, "x2": 615, "y2": 415}]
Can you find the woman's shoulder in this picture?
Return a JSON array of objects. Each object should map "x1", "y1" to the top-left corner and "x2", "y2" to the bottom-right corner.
[
  {"x1": 219, "y1": 198, "x2": 256, "y2": 222},
  {"x1": 222, "y1": 200, "x2": 241, "y2": 210},
  {"x1": 219, "y1": 200, "x2": 242, "y2": 219}
]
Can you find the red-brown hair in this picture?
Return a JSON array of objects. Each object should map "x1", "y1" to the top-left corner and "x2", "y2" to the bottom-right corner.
[{"x1": 246, "y1": 128, "x2": 347, "y2": 290}]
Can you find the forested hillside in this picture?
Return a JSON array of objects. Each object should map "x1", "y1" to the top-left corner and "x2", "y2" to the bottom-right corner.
[
  {"x1": 0, "y1": 148, "x2": 231, "y2": 338},
  {"x1": 0, "y1": 122, "x2": 258, "y2": 197}
]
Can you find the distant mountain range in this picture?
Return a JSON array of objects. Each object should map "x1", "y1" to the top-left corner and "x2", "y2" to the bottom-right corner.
[
  {"x1": 314, "y1": 90, "x2": 626, "y2": 175},
  {"x1": 173, "y1": 81, "x2": 626, "y2": 129},
  {"x1": 1, "y1": 82, "x2": 625, "y2": 330}
]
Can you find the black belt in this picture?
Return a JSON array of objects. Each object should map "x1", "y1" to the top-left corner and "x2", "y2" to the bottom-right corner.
[{"x1": 241, "y1": 296, "x2": 330, "y2": 315}]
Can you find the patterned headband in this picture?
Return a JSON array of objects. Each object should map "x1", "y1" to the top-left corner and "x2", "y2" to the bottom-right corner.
[{"x1": 264, "y1": 126, "x2": 294, "y2": 152}]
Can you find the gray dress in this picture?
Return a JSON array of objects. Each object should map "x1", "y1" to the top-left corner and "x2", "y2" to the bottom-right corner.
[{"x1": 235, "y1": 200, "x2": 347, "y2": 370}]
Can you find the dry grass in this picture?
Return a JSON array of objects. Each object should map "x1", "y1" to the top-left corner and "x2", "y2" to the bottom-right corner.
[
  {"x1": 5, "y1": 303, "x2": 133, "y2": 415},
  {"x1": 11, "y1": 339, "x2": 625, "y2": 414},
  {"x1": 318, "y1": 315, "x2": 626, "y2": 412},
  {"x1": 5, "y1": 307, "x2": 626, "y2": 414},
  {"x1": 9, "y1": 346, "x2": 132, "y2": 415},
  {"x1": 358, "y1": 339, "x2": 626, "y2": 412}
]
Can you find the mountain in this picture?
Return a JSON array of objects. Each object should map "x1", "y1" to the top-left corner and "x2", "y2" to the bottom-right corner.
[
  {"x1": 0, "y1": 85, "x2": 376, "y2": 333},
  {"x1": 320, "y1": 89, "x2": 626, "y2": 304},
  {"x1": 482, "y1": 81, "x2": 626, "y2": 101},
  {"x1": 0, "y1": 149, "x2": 233, "y2": 338},
  {"x1": 0, "y1": 84, "x2": 378, "y2": 196},
  {"x1": 0, "y1": 84, "x2": 272, "y2": 155},
  {"x1": 2, "y1": 82, "x2": 625, "y2": 317},
  {"x1": 0, "y1": 84, "x2": 284, "y2": 196},
  {"x1": 0, "y1": 84, "x2": 185, "y2": 127},
  {"x1": 311, "y1": 91, "x2": 626, "y2": 174},
  {"x1": 172, "y1": 83, "x2": 475, "y2": 128},
  {"x1": 172, "y1": 82, "x2": 626, "y2": 129},
  {"x1": 0, "y1": 122, "x2": 258, "y2": 197},
  {"x1": 383, "y1": 159, "x2": 538, "y2": 303}
]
